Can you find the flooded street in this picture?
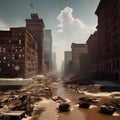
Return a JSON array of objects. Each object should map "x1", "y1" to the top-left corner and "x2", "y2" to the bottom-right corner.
[
  {"x1": 58, "y1": 109, "x2": 85, "y2": 120},
  {"x1": 56, "y1": 78, "x2": 85, "y2": 120},
  {"x1": 25, "y1": 76, "x2": 120, "y2": 120},
  {"x1": 56, "y1": 78, "x2": 69, "y2": 99},
  {"x1": 54, "y1": 78, "x2": 120, "y2": 120},
  {"x1": 0, "y1": 1, "x2": 120, "y2": 120},
  {"x1": 0, "y1": 75, "x2": 120, "y2": 120}
]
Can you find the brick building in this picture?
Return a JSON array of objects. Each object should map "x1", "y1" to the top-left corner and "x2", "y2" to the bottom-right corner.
[
  {"x1": 0, "y1": 27, "x2": 38, "y2": 78},
  {"x1": 26, "y1": 14, "x2": 45, "y2": 74},
  {"x1": 87, "y1": 31, "x2": 100, "y2": 79},
  {"x1": 95, "y1": 0, "x2": 120, "y2": 80}
]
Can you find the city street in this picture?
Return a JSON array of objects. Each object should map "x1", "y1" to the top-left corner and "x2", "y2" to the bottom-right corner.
[{"x1": 22, "y1": 75, "x2": 120, "y2": 120}]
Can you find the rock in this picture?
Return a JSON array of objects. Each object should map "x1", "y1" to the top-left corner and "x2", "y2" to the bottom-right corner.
[
  {"x1": 58, "y1": 103, "x2": 70, "y2": 112},
  {"x1": 100, "y1": 104, "x2": 116, "y2": 115},
  {"x1": 78, "y1": 101, "x2": 90, "y2": 108},
  {"x1": 52, "y1": 96, "x2": 61, "y2": 101},
  {"x1": 79, "y1": 97, "x2": 99, "y2": 104},
  {"x1": 52, "y1": 96, "x2": 66, "y2": 102}
]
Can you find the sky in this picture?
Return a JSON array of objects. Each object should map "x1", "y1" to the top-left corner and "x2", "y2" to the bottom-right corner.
[{"x1": 0, "y1": 0, "x2": 100, "y2": 70}]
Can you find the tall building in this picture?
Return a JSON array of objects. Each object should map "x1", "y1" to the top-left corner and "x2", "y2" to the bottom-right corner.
[
  {"x1": 0, "y1": 27, "x2": 38, "y2": 78},
  {"x1": 71, "y1": 43, "x2": 87, "y2": 75},
  {"x1": 52, "y1": 52, "x2": 57, "y2": 72},
  {"x1": 79, "y1": 53, "x2": 89, "y2": 78},
  {"x1": 95, "y1": 0, "x2": 120, "y2": 80},
  {"x1": 44, "y1": 29, "x2": 52, "y2": 72},
  {"x1": 64, "y1": 51, "x2": 72, "y2": 74},
  {"x1": 87, "y1": 31, "x2": 100, "y2": 79},
  {"x1": 26, "y1": 13, "x2": 45, "y2": 74}
]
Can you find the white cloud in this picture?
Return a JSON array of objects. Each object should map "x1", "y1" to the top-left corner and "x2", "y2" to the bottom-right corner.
[
  {"x1": 53, "y1": 7, "x2": 96, "y2": 70},
  {"x1": 0, "y1": 20, "x2": 9, "y2": 30},
  {"x1": 57, "y1": 7, "x2": 96, "y2": 43}
]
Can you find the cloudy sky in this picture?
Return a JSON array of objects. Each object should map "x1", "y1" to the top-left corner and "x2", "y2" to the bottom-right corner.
[{"x1": 0, "y1": 0, "x2": 100, "y2": 69}]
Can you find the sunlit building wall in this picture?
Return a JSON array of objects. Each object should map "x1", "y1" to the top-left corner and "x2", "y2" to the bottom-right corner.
[
  {"x1": 0, "y1": 27, "x2": 38, "y2": 78},
  {"x1": 26, "y1": 14, "x2": 45, "y2": 74}
]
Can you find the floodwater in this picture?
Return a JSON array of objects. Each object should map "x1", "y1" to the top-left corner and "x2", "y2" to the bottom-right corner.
[
  {"x1": 56, "y1": 79, "x2": 85, "y2": 120},
  {"x1": 56, "y1": 78, "x2": 69, "y2": 98},
  {"x1": 55, "y1": 78, "x2": 120, "y2": 120}
]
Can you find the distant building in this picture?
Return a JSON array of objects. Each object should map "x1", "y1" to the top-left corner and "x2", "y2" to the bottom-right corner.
[
  {"x1": 95, "y1": 0, "x2": 120, "y2": 80},
  {"x1": 26, "y1": 13, "x2": 45, "y2": 74},
  {"x1": 44, "y1": 29, "x2": 52, "y2": 72},
  {"x1": 61, "y1": 60, "x2": 65, "y2": 74},
  {"x1": 64, "y1": 51, "x2": 72, "y2": 74},
  {"x1": 0, "y1": 27, "x2": 38, "y2": 78},
  {"x1": 71, "y1": 43, "x2": 87, "y2": 75},
  {"x1": 79, "y1": 53, "x2": 89, "y2": 78},
  {"x1": 52, "y1": 52, "x2": 57, "y2": 72}
]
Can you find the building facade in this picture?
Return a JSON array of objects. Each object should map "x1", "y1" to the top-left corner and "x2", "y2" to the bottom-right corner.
[
  {"x1": 79, "y1": 53, "x2": 89, "y2": 78},
  {"x1": 0, "y1": 27, "x2": 38, "y2": 78},
  {"x1": 52, "y1": 52, "x2": 57, "y2": 73},
  {"x1": 87, "y1": 31, "x2": 100, "y2": 79},
  {"x1": 71, "y1": 43, "x2": 87, "y2": 75},
  {"x1": 44, "y1": 29, "x2": 52, "y2": 72},
  {"x1": 64, "y1": 51, "x2": 72, "y2": 74},
  {"x1": 26, "y1": 14, "x2": 45, "y2": 74},
  {"x1": 95, "y1": 0, "x2": 120, "y2": 80}
]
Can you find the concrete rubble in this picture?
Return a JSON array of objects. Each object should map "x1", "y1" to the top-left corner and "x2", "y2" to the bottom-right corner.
[{"x1": 0, "y1": 74, "x2": 57, "y2": 120}]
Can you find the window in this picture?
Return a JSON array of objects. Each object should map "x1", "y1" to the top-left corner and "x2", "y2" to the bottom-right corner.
[
  {"x1": 19, "y1": 40, "x2": 21, "y2": 45},
  {"x1": 3, "y1": 57, "x2": 6, "y2": 60},
  {"x1": 8, "y1": 63, "x2": 10, "y2": 67},
  {"x1": 3, "y1": 48, "x2": 6, "y2": 52},
  {"x1": 20, "y1": 49, "x2": 23, "y2": 52},
  {"x1": 19, "y1": 54, "x2": 21, "y2": 58},
  {"x1": 12, "y1": 54, "x2": 15, "y2": 59},
  {"x1": 9, "y1": 40, "x2": 11, "y2": 44},
  {"x1": 19, "y1": 33, "x2": 22, "y2": 35},
  {"x1": 16, "y1": 49, "x2": 18, "y2": 52},
  {"x1": 22, "y1": 55, "x2": 24, "y2": 58}
]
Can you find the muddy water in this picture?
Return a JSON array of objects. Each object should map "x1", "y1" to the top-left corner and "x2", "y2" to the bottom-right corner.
[
  {"x1": 56, "y1": 79, "x2": 85, "y2": 120},
  {"x1": 56, "y1": 79, "x2": 68, "y2": 98},
  {"x1": 58, "y1": 109, "x2": 85, "y2": 120},
  {"x1": 56, "y1": 79, "x2": 120, "y2": 120}
]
